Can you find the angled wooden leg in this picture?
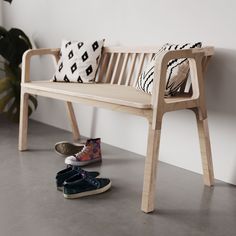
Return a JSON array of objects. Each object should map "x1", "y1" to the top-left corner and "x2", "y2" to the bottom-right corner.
[
  {"x1": 141, "y1": 123, "x2": 162, "y2": 213},
  {"x1": 196, "y1": 116, "x2": 214, "y2": 186},
  {"x1": 66, "y1": 102, "x2": 80, "y2": 141},
  {"x1": 19, "y1": 92, "x2": 29, "y2": 151}
]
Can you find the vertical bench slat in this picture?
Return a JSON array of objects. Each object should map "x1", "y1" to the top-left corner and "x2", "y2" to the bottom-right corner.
[
  {"x1": 111, "y1": 53, "x2": 121, "y2": 84},
  {"x1": 132, "y1": 53, "x2": 145, "y2": 87},
  {"x1": 118, "y1": 53, "x2": 129, "y2": 85},
  {"x1": 125, "y1": 53, "x2": 137, "y2": 86},
  {"x1": 147, "y1": 53, "x2": 153, "y2": 62},
  {"x1": 97, "y1": 53, "x2": 108, "y2": 82},
  {"x1": 105, "y1": 53, "x2": 115, "y2": 83},
  {"x1": 151, "y1": 53, "x2": 155, "y2": 60}
]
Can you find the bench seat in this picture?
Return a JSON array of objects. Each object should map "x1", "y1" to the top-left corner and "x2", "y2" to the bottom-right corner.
[
  {"x1": 22, "y1": 81, "x2": 194, "y2": 110},
  {"x1": 22, "y1": 81, "x2": 152, "y2": 109}
]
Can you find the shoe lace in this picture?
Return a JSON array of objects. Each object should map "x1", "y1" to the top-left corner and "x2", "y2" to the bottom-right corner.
[
  {"x1": 78, "y1": 168, "x2": 88, "y2": 175},
  {"x1": 73, "y1": 145, "x2": 89, "y2": 160},
  {"x1": 66, "y1": 165, "x2": 94, "y2": 181},
  {"x1": 80, "y1": 172, "x2": 100, "y2": 188}
]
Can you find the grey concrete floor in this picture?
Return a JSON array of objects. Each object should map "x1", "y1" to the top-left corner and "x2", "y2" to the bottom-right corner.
[{"x1": 0, "y1": 115, "x2": 236, "y2": 236}]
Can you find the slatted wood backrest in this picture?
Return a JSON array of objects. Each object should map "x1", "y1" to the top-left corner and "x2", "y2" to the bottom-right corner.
[
  {"x1": 95, "y1": 46, "x2": 213, "y2": 96},
  {"x1": 96, "y1": 47, "x2": 159, "y2": 87}
]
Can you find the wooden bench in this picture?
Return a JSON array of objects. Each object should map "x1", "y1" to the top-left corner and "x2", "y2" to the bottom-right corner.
[{"x1": 19, "y1": 45, "x2": 214, "y2": 213}]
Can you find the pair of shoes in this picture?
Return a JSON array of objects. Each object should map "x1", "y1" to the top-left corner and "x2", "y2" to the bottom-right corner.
[
  {"x1": 65, "y1": 138, "x2": 102, "y2": 167},
  {"x1": 56, "y1": 166, "x2": 111, "y2": 198},
  {"x1": 56, "y1": 165, "x2": 99, "y2": 191}
]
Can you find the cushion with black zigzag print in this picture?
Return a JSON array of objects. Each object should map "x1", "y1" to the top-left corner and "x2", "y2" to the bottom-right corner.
[
  {"x1": 136, "y1": 42, "x2": 202, "y2": 96},
  {"x1": 53, "y1": 39, "x2": 104, "y2": 83}
]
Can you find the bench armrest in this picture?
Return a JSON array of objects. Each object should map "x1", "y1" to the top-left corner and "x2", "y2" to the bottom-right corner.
[
  {"x1": 21, "y1": 48, "x2": 60, "y2": 83},
  {"x1": 151, "y1": 47, "x2": 214, "y2": 128},
  {"x1": 152, "y1": 47, "x2": 214, "y2": 104}
]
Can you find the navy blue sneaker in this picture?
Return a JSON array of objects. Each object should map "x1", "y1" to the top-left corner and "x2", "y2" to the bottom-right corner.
[
  {"x1": 56, "y1": 166, "x2": 100, "y2": 191},
  {"x1": 63, "y1": 173, "x2": 111, "y2": 199}
]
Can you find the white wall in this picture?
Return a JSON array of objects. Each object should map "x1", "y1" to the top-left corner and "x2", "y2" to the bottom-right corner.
[
  {"x1": 3, "y1": 0, "x2": 236, "y2": 184},
  {"x1": 0, "y1": 1, "x2": 2, "y2": 25}
]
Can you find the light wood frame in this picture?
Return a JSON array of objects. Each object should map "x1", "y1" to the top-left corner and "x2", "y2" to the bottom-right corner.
[{"x1": 18, "y1": 45, "x2": 214, "y2": 213}]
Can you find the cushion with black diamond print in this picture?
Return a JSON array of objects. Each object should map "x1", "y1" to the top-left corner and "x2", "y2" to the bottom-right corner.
[{"x1": 52, "y1": 39, "x2": 104, "y2": 83}]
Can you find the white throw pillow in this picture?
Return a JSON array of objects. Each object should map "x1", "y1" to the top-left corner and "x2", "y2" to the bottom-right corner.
[
  {"x1": 136, "y1": 42, "x2": 202, "y2": 96},
  {"x1": 53, "y1": 39, "x2": 104, "y2": 83}
]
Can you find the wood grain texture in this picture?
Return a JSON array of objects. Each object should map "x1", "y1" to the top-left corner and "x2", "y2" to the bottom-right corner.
[
  {"x1": 97, "y1": 53, "x2": 108, "y2": 82},
  {"x1": 126, "y1": 53, "x2": 137, "y2": 86},
  {"x1": 105, "y1": 53, "x2": 115, "y2": 83},
  {"x1": 196, "y1": 118, "x2": 214, "y2": 186},
  {"x1": 22, "y1": 82, "x2": 152, "y2": 109},
  {"x1": 110, "y1": 53, "x2": 121, "y2": 84},
  {"x1": 66, "y1": 102, "x2": 80, "y2": 141},
  {"x1": 22, "y1": 86, "x2": 153, "y2": 121},
  {"x1": 142, "y1": 125, "x2": 161, "y2": 213},
  {"x1": 132, "y1": 53, "x2": 145, "y2": 87},
  {"x1": 18, "y1": 91, "x2": 29, "y2": 151},
  {"x1": 118, "y1": 53, "x2": 129, "y2": 85}
]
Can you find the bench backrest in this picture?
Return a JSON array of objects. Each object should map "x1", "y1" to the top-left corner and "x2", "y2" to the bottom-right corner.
[
  {"x1": 96, "y1": 46, "x2": 159, "y2": 87},
  {"x1": 95, "y1": 46, "x2": 214, "y2": 96}
]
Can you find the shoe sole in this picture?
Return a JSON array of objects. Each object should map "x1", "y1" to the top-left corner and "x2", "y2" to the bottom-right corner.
[
  {"x1": 57, "y1": 174, "x2": 101, "y2": 191},
  {"x1": 65, "y1": 158, "x2": 102, "y2": 167},
  {"x1": 54, "y1": 141, "x2": 84, "y2": 157},
  {"x1": 57, "y1": 186, "x2": 63, "y2": 191},
  {"x1": 63, "y1": 181, "x2": 111, "y2": 199}
]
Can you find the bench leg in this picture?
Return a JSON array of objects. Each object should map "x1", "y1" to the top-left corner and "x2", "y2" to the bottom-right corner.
[
  {"x1": 141, "y1": 123, "x2": 162, "y2": 213},
  {"x1": 195, "y1": 115, "x2": 214, "y2": 186},
  {"x1": 19, "y1": 92, "x2": 29, "y2": 151},
  {"x1": 66, "y1": 102, "x2": 80, "y2": 141}
]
